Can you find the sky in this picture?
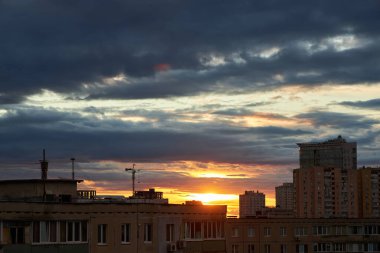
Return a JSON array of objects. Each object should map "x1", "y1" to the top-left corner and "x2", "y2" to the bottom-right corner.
[{"x1": 1, "y1": 0, "x2": 380, "y2": 216}]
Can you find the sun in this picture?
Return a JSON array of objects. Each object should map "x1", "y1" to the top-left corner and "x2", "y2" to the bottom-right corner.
[{"x1": 187, "y1": 193, "x2": 238, "y2": 204}]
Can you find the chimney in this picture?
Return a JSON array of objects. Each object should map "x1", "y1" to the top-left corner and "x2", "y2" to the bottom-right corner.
[{"x1": 40, "y1": 149, "x2": 48, "y2": 180}]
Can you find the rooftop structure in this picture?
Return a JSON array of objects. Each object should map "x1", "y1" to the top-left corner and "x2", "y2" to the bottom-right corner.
[{"x1": 297, "y1": 135, "x2": 357, "y2": 170}]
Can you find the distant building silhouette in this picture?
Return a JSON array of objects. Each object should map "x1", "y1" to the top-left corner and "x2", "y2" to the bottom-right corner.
[
  {"x1": 239, "y1": 190, "x2": 265, "y2": 218},
  {"x1": 275, "y1": 182, "x2": 294, "y2": 210}
]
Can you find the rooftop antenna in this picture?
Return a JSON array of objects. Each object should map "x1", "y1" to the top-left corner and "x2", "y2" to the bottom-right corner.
[
  {"x1": 71, "y1": 158, "x2": 75, "y2": 180},
  {"x1": 125, "y1": 164, "x2": 137, "y2": 197},
  {"x1": 40, "y1": 149, "x2": 48, "y2": 180}
]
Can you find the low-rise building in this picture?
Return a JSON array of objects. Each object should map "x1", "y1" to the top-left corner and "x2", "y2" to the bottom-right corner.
[
  {"x1": 226, "y1": 217, "x2": 380, "y2": 253},
  {"x1": 0, "y1": 179, "x2": 226, "y2": 253}
]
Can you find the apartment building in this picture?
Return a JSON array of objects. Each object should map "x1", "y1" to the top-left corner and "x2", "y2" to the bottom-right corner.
[
  {"x1": 358, "y1": 167, "x2": 380, "y2": 218},
  {"x1": 226, "y1": 217, "x2": 380, "y2": 253},
  {"x1": 0, "y1": 178, "x2": 226, "y2": 253},
  {"x1": 275, "y1": 183, "x2": 294, "y2": 210},
  {"x1": 297, "y1": 135, "x2": 357, "y2": 170},
  {"x1": 239, "y1": 191, "x2": 265, "y2": 218}
]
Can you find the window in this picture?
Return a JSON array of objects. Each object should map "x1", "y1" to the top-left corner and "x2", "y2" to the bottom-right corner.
[
  {"x1": 33, "y1": 221, "x2": 58, "y2": 243},
  {"x1": 97, "y1": 224, "x2": 107, "y2": 244},
  {"x1": 184, "y1": 221, "x2": 223, "y2": 240},
  {"x1": 280, "y1": 227, "x2": 287, "y2": 236},
  {"x1": 248, "y1": 244, "x2": 255, "y2": 253},
  {"x1": 67, "y1": 221, "x2": 84, "y2": 242},
  {"x1": 166, "y1": 224, "x2": 174, "y2": 242},
  {"x1": 203, "y1": 221, "x2": 223, "y2": 239},
  {"x1": 364, "y1": 225, "x2": 380, "y2": 235},
  {"x1": 313, "y1": 226, "x2": 328, "y2": 235},
  {"x1": 335, "y1": 226, "x2": 345, "y2": 235},
  {"x1": 10, "y1": 227, "x2": 24, "y2": 244},
  {"x1": 184, "y1": 221, "x2": 201, "y2": 239},
  {"x1": 296, "y1": 244, "x2": 308, "y2": 253},
  {"x1": 232, "y1": 227, "x2": 239, "y2": 237},
  {"x1": 232, "y1": 244, "x2": 239, "y2": 253},
  {"x1": 247, "y1": 227, "x2": 255, "y2": 237},
  {"x1": 348, "y1": 226, "x2": 363, "y2": 235},
  {"x1": 295, "y1": 227, "x2": 307, "y2": 236},
  {"x1": 144, "y1": 223, "x2": 152, "y2": 242},
  {"x1": 264, "y1": 227, "x2": 271, "y2": 237},
  {"x1": 265, "y1": 244, "x2": 271, "y2": 253},
  {"x1": 313, "y1": 243, "x2": 331, "y2": 252},
  {"x1": 121, "y1": 224, "x2": 130, "y2": 244},
  {"x1": 281, "y1": 244, "x2": 287, "y2": 253},
  {"x1": 333, "y1": 243, "x2": 345, "y2": 252}
]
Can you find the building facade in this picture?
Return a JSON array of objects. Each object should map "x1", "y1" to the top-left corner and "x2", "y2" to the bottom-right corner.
[
  {"x1": 239, "y1": 191, "x2": 265, "y2": 218},
  {"x1": 293, "y1": 167, "x2": 359, "y2": 218},
  {"x1": 297, "y1": 135, "x2": 357, "y2": 170},
  {"x1": 226, "y1": 217, "x2": 380, "y2": 253},
  {"x1": 0, "y1": 179, "x2": 226, "y2": 253},
  {"x1": 358, "y1": 167, "x2": 380, "y2": 218},
  {"x1": 275, "y1": 183, "x2": 294, "y2": 210}
]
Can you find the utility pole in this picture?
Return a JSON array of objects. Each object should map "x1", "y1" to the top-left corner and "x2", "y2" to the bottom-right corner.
[
  {"x1": 70, "y1": 158, "x2": 75, "y2": 180},
  {"x1": 125, "y1": 164, "x2": 137, "y2": 197}
]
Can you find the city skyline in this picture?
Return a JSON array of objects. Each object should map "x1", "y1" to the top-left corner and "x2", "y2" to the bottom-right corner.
[{"x1": 1, "y1": 1, "x2": 380, "y2": 216}]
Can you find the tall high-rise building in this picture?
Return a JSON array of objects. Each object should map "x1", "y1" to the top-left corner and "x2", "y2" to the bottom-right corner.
[
  {"x1": 239, "y1": 190, "x2": 265, "y2": 218},
  {"x1": 275, "y1": 182, "x2": 294, "y2": 210},
  {"x1": 358, "y1": 167, "x2": 380, "y2": 218},
  {"x1": 297, "y1": 135, "x2": 357, "y2": 170},
  {"x1": 293, "y1": 167, "x2": 359, "y2": 218}
]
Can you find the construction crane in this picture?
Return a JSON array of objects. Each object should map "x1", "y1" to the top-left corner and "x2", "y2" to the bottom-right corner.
[{"x1": 125, "y1": 164, "x2": 137, "y2": 197}]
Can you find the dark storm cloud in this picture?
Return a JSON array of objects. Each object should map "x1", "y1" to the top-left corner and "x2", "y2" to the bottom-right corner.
[
  {"x1": 0, "y1": 107, "x2": 302, "y2": 165},
  {"x1": 295, "y1": 111, "x2": 379, "y2": 129},
  {"x1": 339, "y1": 98, "x2": 380, "y2": 109},
  {"x1": 1, "y1": 0, "x2": 380, "y2": 102}
]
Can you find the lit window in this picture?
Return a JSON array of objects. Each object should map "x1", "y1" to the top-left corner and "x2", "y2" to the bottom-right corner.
[
  {"x1": 144, "y1": 224, "x2": 152, "y2": 242},
  {"x1": 121, "y1": 224, "x2": 130, "y2": 243},
  {"x1": 97, "y1": 224, "x2": 107, "y2": 244}
]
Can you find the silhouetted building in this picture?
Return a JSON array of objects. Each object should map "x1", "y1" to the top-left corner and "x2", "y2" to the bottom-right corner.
[
  {"x1": 275, "y1": 182, "x2": 294, "y2": 210},
  {"x1": 0, "y1": 157, "x2": 226, "y2": 253},
  {"x1": 239, "y1": 191, "x2": 265, "y2": 218},
  {"x1": 297, "y1": 135, "x2": 357, "y2": 170}
]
